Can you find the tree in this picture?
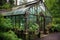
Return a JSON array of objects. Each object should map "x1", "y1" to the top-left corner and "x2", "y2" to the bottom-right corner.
[
  {"x1": 0, "y1": 0, "x2": 14, "y2": 9},
  {"x1": 45, "y1": 0, "x2": 60, "y2": 24},
  {"x1": 9, "y1": 0, "x2": 14, "y2": 5},
  {"x1": 0, "y1": 0, "x2": 6, "y2": 6}
]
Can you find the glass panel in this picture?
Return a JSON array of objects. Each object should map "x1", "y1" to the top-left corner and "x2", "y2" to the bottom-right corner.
[
  {"x1": 12, "y1": 16, "x2": 16, "y2": 27},
  {"x1": 28, "y1": 15, "x2": 36, "y2": 23},
  {"x1": 45, "y1": 8, "x2": 51, "y2": 16},
  {"x1": 19, "y1": 15, "x2": 25, "y2": 30},
  {"x1": 5, "y1": 16, "x2": 14, "y2": 27},
  {"x1": 45, "y1": 17, "x2": 51, "y2": 25},
  {"x1": 29, "y1": 5, "x2": 43, "y2": 15},
  {"x1": 28, "y1": 15, "x2": 39, "y2": 32},
  {"x1": 29, "y1": 7, "x2": 36, "y2": 14}
]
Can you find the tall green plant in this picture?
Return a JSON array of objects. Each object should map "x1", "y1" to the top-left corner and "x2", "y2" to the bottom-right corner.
[
  {"x1": 0, "y1": 31, "x2": 19, "y2": 40},
  {"x1": 29, "y1": 23, "x2": 39, "y2": 32},
  {"x1": 45, "y1": 0, "x2": 60, "y2": 24},
  {"x1": 0, "y1": 15, "x2": 22, "y2": 40},
  {"x1": 0, "y1": 15, "x2": 13, "y2": 31}
]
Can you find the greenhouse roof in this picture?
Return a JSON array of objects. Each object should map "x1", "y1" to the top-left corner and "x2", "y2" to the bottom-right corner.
[
  {"x1": 1, "y1": 6, "x2": 51, "y2": 17},
  {"x1": 1, "y1": 7, "x2": 29, "y2": 16},
  {"x1": 1, "y1": 0, "x2": 51, "y2": 17}
]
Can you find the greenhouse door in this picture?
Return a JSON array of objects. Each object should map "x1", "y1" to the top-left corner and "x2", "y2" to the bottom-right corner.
[{"x1": 39, "y1": 16, "x2": 45, "y2": 33}]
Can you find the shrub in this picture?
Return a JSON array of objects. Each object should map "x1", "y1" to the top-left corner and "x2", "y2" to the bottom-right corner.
[
  {"x1": 55, "y1": 24, "x2": 60, "y2": 32},
  {"x1": 0, "y1": 6, "x2": 2, "y2": 9},
  {"x1": 2, "y1": 3, "x2": 11, "y2": 9},
  {"x1": 0, "y1": 15, "x2": 13, "y2": 31},
  {"x1": 0, "y1": 15, "x2": 22, "y2": 40},
  {"x1": 0, "y1": 31, "x2": 21, "y2": 40},
  {"x1": 51, "y1": 25, "x2": 56, "y2": 32},
  {"x1": 49, "y1": 24, "x2": 60, "y2": 32}
]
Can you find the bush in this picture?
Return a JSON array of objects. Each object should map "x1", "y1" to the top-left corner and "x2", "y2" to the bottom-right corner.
[
  {"x1": 0, "y1": 31, "x2": 21, "y2": 40},
  {"x1": 55, "y1": 24, "x2": 60, "y2": 32},
  {"x1": 0, "y1": 0, "x2": 14, "y2": 9},
  {"x1": 49, "y1": 24, "x2": 60, "y2": 32},
  {"x1": 0, "y1": 6, "x2": 2, "y2": 9},
  {"x1": 51, "y1": 25, "x2": 56, "y2": 32},
  {"x1": 0, "y1": 15, "x2": 13, "y2": 31},
  {"x1": 2, "y1": 3, "x2": 11, "y2": 10},
  {"x1": 0, "y1": 15, "x2": 22, "y2": 40}
]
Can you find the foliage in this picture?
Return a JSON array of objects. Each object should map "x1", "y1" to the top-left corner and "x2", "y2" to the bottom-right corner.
[
  {"x1": 45, "y1": 0, "x2": 60, "y2": 33},
  {"x1": 2, "y1": 3, "x2": 11, "y2": 9},
  {"x1": 45, "y1": 0, "x2": 56, "y2": 10},
  {"x1": 9, "y1": 0, "x2": 14, "y2": 5},
  {"x1": 29, "y1": 23, "x2": 39, "y2": 32},
  {"x1": 14, "y1": 22, "x2": 39, "y2": 32},
  {"x1": 0, "y1": 0, "x2": 6, "y2": 6},
  {"x1": 55, "y1": 24, "x2": 60, "y2": 32},
  {"x1": 13, "y1": 23, "x2": 24, "y2": 31},
  {"x1": 50, "y1": 24, "x2": 56, "y2": 32},
  {"x1": 0, "y1": 31, "x2": 21, "y2": 40},
  {"x1": 20, "y1": 25, "x2": 24, "y2": 31},
  {"x1": 0, "y1": 15, "x2": 22, "y2": 40},
  {"x1": 50, "y1": 24, "x2": 60, "y2": 32},
  {"x1": 0, "y1": 15, "x2": 13, "y2": 31},
  {"x1": 45, "y1": 0, "x2": 60, "y2": 24},
  {"x1": 0, "y1": 0, "x2": 14, "y2": 9},
  {"x1": 9, "y1": 0, "x2": 14, "y2": 8}
]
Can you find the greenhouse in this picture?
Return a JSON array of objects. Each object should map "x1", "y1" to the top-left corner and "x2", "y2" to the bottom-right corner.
[{"x1": 1, "y1": 0, "x2": 52, "y2": 40}]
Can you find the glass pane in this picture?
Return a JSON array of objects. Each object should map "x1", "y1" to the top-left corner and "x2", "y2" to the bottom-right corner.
[
  {"x1": 12, "y1": 16, "x2": 16, "y2": 27},
  {"x1": 28, "y1": 15, "x2": 36, "y2": 23},
  {"x1": 19, "y1": 15, "x2": 25, "y2": 30},
  {"x1": 45, "y1": 17, "x2": 51, "y2": 25}
]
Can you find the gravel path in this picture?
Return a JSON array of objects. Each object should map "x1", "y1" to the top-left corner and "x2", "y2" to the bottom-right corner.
[{"x1": 35, "y1": 33, "x2": 60, "y2": 40}]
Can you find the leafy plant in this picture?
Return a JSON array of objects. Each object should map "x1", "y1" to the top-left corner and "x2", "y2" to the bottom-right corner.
[
  {"x1": 14, "y1": 23, "x2": 25, "y2": 31},
  {"x1": 29, "y1": 23, "x2": 39, "y2": 32},
  {"x1": 55, "y1": 24, "x2": 60, "y2": 32},
  {"x1": 0, "y1": 0, "x2": 14, "y2": 9},
  {"x1": 2, "y1": 3, "x2": 11, "y2": 9},
  {"x1": 50, "y1": 25, "x2": 56, "y2": 32},
  {"x1": 45, "y1": 0, "x2": 60, "y2": 24},
  {"x1": 0, "y1": 15, "x2": 13, "y2": 31},
  {"x1": 20, "y1": 25, "x2": 24, "y2": 31},
  {"x1": 0, "y1": 15, "x2": 22, "y2": 40},
  {"x1": 0, "y1": 31, "x2": 22, "y2": 40},
  {"x1": 50, "y1": 24, "x2": 60, "y2": 32}
]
